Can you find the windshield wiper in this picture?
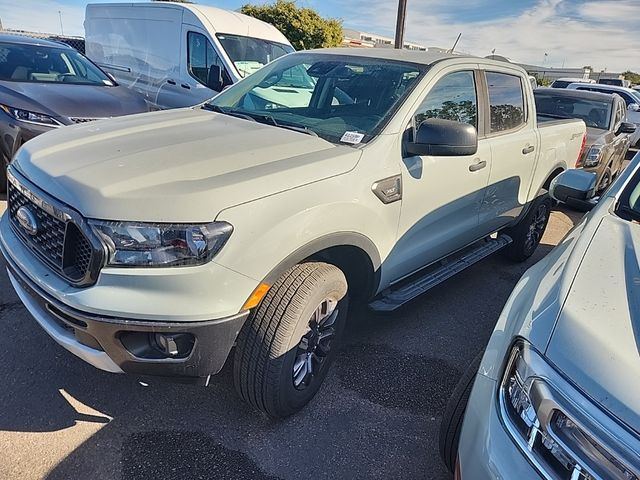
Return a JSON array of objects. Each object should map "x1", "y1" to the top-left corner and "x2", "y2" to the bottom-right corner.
[
  {"x1": 250, "y1": 113, "x2": 318, "y2": 137},
  {"x1": 202, "y1": 104, "x2": 257, "y2": 122}
]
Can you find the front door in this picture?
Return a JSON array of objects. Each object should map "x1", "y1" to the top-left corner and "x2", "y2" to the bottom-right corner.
[{"x1": 384, "y1": 69, "x2": 491, "y2": 283}]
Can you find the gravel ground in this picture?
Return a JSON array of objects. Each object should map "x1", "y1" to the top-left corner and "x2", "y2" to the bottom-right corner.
[{"x1": 0, "y1": 189, "x2": 584, "y2": 480}]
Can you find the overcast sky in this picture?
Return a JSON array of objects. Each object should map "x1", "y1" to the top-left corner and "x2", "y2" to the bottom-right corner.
[{"x1": 0, "y1": 0, "x2": 637, "y2": 72}]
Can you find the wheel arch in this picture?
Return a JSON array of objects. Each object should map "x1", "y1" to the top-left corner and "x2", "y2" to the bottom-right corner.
[{"x1": 261, "y1": 232, "x2": 382, "y2": 301}]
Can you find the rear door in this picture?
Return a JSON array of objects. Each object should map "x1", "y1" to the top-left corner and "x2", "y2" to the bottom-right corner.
[
  {"x1": 478, "y1": 70, "x2": 537, "y2": 234},
  {"x1": 386, "y1": 68, "x2": 492, "y2": 282}
]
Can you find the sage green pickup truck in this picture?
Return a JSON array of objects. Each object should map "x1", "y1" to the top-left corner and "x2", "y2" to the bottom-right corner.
[{"x1": 0, "y1": 49, "x2": 585, "y2": 417}]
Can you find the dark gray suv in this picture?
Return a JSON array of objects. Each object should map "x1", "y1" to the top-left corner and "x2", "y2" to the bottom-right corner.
[{"x1": 0, "y1": 34, "x2": 149, "y2": 192}]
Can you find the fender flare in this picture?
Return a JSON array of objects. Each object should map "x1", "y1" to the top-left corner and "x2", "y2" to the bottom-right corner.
[{"x1": 260, "y1": 231, "x2": 382, "y2": 290}]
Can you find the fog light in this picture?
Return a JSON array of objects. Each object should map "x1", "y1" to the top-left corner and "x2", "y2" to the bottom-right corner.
[
  {"x1": 153, "y1": 333, "x2": 195, "y2": 358},
  {"x1": 120, "y1": 331, "x2": 195, "y2": 360}
]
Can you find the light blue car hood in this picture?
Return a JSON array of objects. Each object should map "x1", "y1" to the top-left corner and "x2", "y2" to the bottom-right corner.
[{"x1": 546, "y1": 213, "x2": 640, "y2": 433}]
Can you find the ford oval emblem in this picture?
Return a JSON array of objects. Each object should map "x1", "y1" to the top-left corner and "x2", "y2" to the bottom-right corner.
[{"x1": 16, "y1": 206, "x2": 39, "y2": 236}]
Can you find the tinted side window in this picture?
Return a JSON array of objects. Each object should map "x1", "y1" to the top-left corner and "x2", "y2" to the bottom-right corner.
[
  {"x1": 487, "y1": 72, "x2": 525, "y2": 132},
  {"x1": 415, "y1": 71, "x2": 477, "y2": 128},
  {"x1": 187, "y1": 32, "x2": 225, "y2": 87}
]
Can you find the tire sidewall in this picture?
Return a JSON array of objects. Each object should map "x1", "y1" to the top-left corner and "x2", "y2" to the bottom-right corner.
[
  {"x1": 273, "y1": 273, "x2": 349, "y2": 414},
  {"x1": 522, "y1": 198, "x2": 551, "y2": 257}
]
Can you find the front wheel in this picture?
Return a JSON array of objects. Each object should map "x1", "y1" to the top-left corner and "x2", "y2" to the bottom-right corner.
[
  {"x1": 439, "y1": 351, "x2": 483, "y2": 473},
  {"x1": 233, "y1": 262, "x2": 349, "y2": 418},
  {"x1": 0, "y1": 159, "x2": 6, "y2": 194},
  {"x1": 502, "y1": 194, "x2": 552, "y2": 262}
]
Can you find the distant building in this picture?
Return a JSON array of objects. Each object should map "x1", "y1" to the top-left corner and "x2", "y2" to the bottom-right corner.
[
  {"x1": 484, "y1": 55, "x2": 622, "y2": 84},
  {"x1": 342, "y1": 28, "x2": 427, "y2": 51}
]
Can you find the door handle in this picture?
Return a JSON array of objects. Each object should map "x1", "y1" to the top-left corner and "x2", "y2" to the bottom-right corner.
[
  {"x1": 522, "y1": 145, "x2": 535, "y2": 154},
  {"x1": 181, "y1": 83, "x2": 191, "y2": 90},
  {"x1": 468, "y1": 160, "x2": 487, "y2": 172},
  {"x1": 166, "y1": 79, "x2": 176, "y2": 85}
]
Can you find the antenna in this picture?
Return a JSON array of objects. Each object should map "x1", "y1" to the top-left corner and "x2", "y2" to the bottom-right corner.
[{"x1": 449, "y1": 33, "x2": 461, "y2": 53}]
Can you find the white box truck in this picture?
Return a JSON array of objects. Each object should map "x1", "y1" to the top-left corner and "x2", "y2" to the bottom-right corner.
[{"x1": 84, "y1": 2, "x2": 294, "y2": 109}]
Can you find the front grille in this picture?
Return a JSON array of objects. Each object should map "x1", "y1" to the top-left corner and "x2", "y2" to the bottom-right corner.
[
  {"x1": 7, "y1": 174, "x2": 102, "y2": 286},
  {"x1": 8, "y1": 182, "x2": 66, "y2": 267},
  {"x1": 70, "y1": 117, "x2": 104, "y2": 124}
]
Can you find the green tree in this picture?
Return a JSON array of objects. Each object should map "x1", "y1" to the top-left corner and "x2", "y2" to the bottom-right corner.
[
  {"x1": 623, "y1": 71, "x2": 640, "y2": 85},
  {"x1": 240, "y1": 0, "x2": 343, "y2": 50}
]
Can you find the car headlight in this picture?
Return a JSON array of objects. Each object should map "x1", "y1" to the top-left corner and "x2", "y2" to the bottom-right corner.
[
  {"x1": 90, "y1": 220, "x2": 233, "y2": 267},
  {"x1": 0, "y1": 104, "x2": 63, "y2": 128},
  {"x1": 583, "y1": 145, "x2": 604, "y2": 168},
  {"x1": 499, "y1": 341, "x2": 639, "y2": 480}
]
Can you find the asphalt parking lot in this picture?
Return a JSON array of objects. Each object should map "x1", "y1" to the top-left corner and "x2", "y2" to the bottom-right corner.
[{"x1": 0, "y1": 192, "x2": 584, "y2": 480}]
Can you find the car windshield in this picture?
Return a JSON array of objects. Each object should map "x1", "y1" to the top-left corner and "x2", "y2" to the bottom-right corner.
[
  {"x1": 616, "y1": 159, "x2": 640, "y2": 221},
  {"x1": 535, "y1": 92, "x2": 612, "y2": 129},
  {"x1": 0, "y1": 42, "x2": 114, "y2": 85},
  {"x1": 206, "y1": 53, "x2": 426, "y2": 144},
  {"x1": 216, "y1": 34, "x2": 294, "y2": 78}
]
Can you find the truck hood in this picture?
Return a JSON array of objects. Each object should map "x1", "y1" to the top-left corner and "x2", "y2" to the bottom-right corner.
[
  {"x1": 13, "y1": 108, "x2": 359, "y2": 222},
  {"x1": 546, "y1": 213, "x2": 640, "y2": 433}
]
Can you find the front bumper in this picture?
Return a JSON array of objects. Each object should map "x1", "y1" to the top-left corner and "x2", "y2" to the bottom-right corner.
[
  {"x1": 1, "y1": 209, "x2": 257, "y2": 382},
  {"x1": 457, "y1": 374, "x2": 542, "y2": 479},
  {"x1": 6, "y1": 258, "x2": 249, "y2": 381}
]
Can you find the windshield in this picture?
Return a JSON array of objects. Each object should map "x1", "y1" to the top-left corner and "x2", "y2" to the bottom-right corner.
[
  {"x1": 216, "y1": 34, "x2": 294, "y2": 78},
  {"x1": 535, "y1": 92, "x2": 612, "y2": 129},
  {"x1": 207, "y1": 53, "x2": 426, "y2": 144},
  {"x1": 616, "y1": 158, "x2": 640, "y2": 221},
  {"x1": 0, "y1": 42, "x2": 113, "y2": 85}
]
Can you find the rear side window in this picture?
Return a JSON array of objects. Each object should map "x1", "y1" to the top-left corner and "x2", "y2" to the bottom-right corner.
[
  {"x1": 414, "y1": 70, "x2": 477, "y2": 128},
  {"x1": 486, "y1": 72, "x2": 525, "y2": 133},
  {"x1": 187, "y1": 32, "x2": 227, "y2": 88}
]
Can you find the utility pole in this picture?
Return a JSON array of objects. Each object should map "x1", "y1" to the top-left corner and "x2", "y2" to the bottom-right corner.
[
  {"x1": 58, "y1": 10, "x2": 64, "y2": 35},
  {"x1": 394, "y1": 0, "x2": 408, "y2": 49}
]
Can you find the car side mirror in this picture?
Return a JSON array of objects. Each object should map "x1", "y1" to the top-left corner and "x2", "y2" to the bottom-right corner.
[
  {"x1": 617, "y1": 121, "x2": 637, "y2": 134},
  {"x1": 628, "y1": 103, "x2": 640, "y2": 112},
  {"x1": 549, "y1": 169, "x2": 598, "y2": 211},
  {"x1": 405, "y1": 118, "x2": 478, "y2": 157},
  {"x1": 207, "y1": 65, "x2": 225, "y2": 92}
]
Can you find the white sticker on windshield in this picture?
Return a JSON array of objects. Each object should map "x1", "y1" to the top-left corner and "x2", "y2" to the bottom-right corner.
[{"x1": 340, "y1": 131, "x2": 365, "y2": 145}]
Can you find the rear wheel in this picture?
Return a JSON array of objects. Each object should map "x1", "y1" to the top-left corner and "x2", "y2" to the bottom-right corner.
[
  {"x1": 597, "y1": 167, "x2": 613, "y2": 194},
  {"x1": 439, "y1": 351, "x2": 483, "y2": 473},
  {"x1": 233, "y1": 262, "x2": 349, "y2": 418},
  {"x1": 502, "y1": 194, "x2": 552, "y2": 262}
]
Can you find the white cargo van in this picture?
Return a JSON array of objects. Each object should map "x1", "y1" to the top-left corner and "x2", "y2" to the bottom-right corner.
[{"x1": 84, "y1": 2, "x2": 294, "y2": 109}]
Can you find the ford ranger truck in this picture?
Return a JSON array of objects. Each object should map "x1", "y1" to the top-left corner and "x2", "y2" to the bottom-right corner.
[{"x1": 0, "y1": 49, "x2": 586, "y2": 418}]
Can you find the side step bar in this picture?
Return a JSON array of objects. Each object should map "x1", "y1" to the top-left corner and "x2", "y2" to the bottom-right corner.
[{"x1": 369, "y1": 235, "x2": 512, "y2": 312}]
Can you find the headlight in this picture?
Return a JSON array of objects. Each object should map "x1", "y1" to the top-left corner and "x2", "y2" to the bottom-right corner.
[
  {"x1": 90, "y1": 220, "x2": 233, "y2": 267},
  {"x1": 0, "y1": 104, "x2": 63, "y2": 127},
  {"x1": 583, "y1": 145, "x2": 604, "y2": 168},
  {"x1": 499, "y1": 341, "x2": 639, "y2": 480}
]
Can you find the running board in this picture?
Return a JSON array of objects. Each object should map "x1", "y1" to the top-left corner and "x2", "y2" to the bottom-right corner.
[{"x1": 369, "y1": 235, "x2": 512, "y2": 312}]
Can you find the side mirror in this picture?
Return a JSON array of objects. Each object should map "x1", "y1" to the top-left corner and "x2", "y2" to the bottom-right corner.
[
  {"x1": 207, "y1": 65, "x2": 225, "y2": 92},
  {"x1": 549, "y1": 169, "x2": 598, "y2": 211},
  {"x1": 406, "y1": 118, "x2": 478, "y2": 157},
  {"x1": 106, "y1": 72, "x2": 117, "y2": 84},
  {"x1": 628, "y1": 103, "x2": 640, "y2": 112},
  {"x1": 617, "y1": 121, "x2": 637, "y2": 134}
]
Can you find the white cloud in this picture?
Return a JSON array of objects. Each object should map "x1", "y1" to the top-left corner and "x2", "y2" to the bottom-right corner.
[{"x1": 335, "y1": 0, "x2": 640, "y2": 72}]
